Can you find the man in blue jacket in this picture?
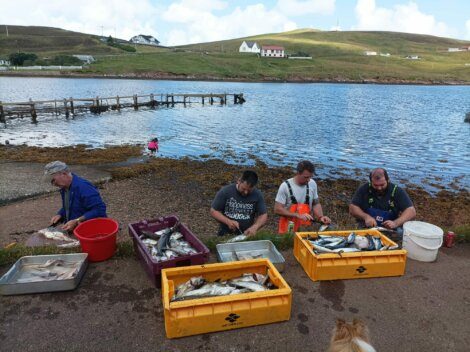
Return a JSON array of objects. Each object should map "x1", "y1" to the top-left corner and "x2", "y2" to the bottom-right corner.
[{"x1": 45, "y1": 161, "x2": 107, "y2": 231}]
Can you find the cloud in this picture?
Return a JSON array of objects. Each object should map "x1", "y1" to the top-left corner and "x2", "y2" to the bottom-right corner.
[
  {"x1": 354, "y1": 0, "x2": 456, "y2": 38},
  {"x1": 276, "y1": 0, "x2": 335, "y2": 16},
  {"x1": 162, "y1": 2, "x2": 298, "y2": 45},
  {"x1": 0, "y1": 0, "x2": 160, "y2": 41}
]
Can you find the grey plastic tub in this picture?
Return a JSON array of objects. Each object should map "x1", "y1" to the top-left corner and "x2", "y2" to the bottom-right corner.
[
  {"x1": 216, "y1": 240, "x2": 285, "y2": 272},
  {"x1": 0, "y1": 253, "x2": 88, "y2": 295}
]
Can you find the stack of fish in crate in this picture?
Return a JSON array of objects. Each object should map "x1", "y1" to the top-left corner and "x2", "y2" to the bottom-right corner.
[{"x1": 128, "y1": 216, "x2": 292, "y2": 338}]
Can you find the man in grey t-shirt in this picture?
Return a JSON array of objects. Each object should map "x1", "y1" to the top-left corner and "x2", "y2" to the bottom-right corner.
[
  {"x1": 275, "y1": 160, "x2": 330, "y2": 233},
  {"x1": 210, "y1": 170, "x2": 268, "y2": 236}
]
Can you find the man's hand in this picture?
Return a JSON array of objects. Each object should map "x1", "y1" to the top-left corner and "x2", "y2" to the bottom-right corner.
[
  {"x1": 50, "y1": 215, "x2": 62, "y2": 226},
  {"x1": 382, "y1": 220, "x2": 398, "y2": 229},
  {"x1": 226, "y1": 219, "x2": 240, "y2": 231},
  {"x1": 296, "y1": 213, "x2": 313, "y2": 221},
  {"x1": 318, "y1": 215, "x2": 331, "y2": 224},
  {"x1": 365, "y1": 215, "x2": 377, "y2": 228},
  {"x1": 62, "y1": 219, "x2": 80, "y2": 232},
  {"x1": 244, "y1": 226, "x2": 257, "y2": 237}
]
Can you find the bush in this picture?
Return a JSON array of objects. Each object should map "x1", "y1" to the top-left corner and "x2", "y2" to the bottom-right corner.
[
  {"x1": 8, "y1": 52, "x2": 38, "y2": 66},
  {"x1": 106, "y1": 36, "x2": 136, "y2": 52}
]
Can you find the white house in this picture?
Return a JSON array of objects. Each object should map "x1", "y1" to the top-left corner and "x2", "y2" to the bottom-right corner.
[
  {"x1": 379, "y1": 53, "x2": 391, "y2": 57},
  {"x1": 261, "y1": 46, "x2": 285, "y2": 58},
  {"x1": 405, "y1": 55, "x2": 420, "y2": 60},
  {"x1": 448, "y1": 48, "x2": 461, "y2": 52},
  {"x1": 0, "y1": 59, "x2": 10, "y2": 66},
  {"x1": 364, "y1": 51, "x2": 377, "y2": 56},
  {"x1": 130, "y1": 35, "x2": 160, "y2": 46},
  {"x1": 73, "y1": 55, "x2": 95, "y2": 64},
  {"x1": 239, "y1": 41, "x2": 260, "y2": 53}
]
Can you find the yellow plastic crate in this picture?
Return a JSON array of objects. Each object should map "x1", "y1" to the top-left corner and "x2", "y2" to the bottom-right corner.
[
  {"x1": 161, "y1": 259, "x2": 292, "y2": 338},
  {"x1": 293, "y1": 229, "x2": 407, "y2": 281}
]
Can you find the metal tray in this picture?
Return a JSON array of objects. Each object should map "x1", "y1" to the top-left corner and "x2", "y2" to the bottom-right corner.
[
  {"x1": 216, "y1": 240, "x2": 285, "y2": 272},
  {"x1": 0, "y1": 253, "x2": 88, "y2": 295}
]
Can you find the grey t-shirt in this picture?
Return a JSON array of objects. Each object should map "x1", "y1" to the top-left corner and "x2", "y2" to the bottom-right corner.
[
  {"x1": 275, "y1": 178, "x2": 319, "y2": 209},
  {"x1": 211, "y1": 184, "x2": 267, "y2": 234}
]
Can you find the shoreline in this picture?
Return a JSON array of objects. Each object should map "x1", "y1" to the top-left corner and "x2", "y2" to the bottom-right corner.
[
  {"x1": 0, "y1": 145, "x2": 468, "y2": 245},
  {"x1": 1, "y1": 71, "x2": 469, "y2": 86}
]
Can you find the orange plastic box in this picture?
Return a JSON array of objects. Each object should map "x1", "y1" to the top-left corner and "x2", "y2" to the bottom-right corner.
[
  {"x1": 293, "y1": 229, "x2": 407, "y2": 281},
  {"x1": 161, "y1": 259, "x2": 292, "y2": 338}
]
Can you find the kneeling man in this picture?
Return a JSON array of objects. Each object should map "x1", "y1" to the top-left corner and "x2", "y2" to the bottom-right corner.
[
  {"x1": 210, "y1": 170, "x2": 267, "y2": 236},
  {"x1": 349, "y1": 168, "x2": 416, "y2": 234}
]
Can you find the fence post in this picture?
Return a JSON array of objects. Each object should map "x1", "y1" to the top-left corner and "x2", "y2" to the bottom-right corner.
[
  {"x1": 116, "y1": 96, "x2": 120, "y2": 111},
  {"x1": 150, "y1": 93, "x2": 155, "y2": 107}
]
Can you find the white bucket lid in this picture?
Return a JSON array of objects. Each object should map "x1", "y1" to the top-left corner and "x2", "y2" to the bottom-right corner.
[{"x1": 403, "y1": 221, "x2": 443, "y2": 239}]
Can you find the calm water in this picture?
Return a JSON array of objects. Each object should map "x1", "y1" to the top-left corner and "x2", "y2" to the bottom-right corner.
[{"x1": 0, "y1": 77, "x2": 469, "y2": 191}]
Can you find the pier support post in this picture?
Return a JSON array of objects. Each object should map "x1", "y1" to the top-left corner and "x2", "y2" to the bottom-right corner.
[
  {"x1": 183, "y1": 96, "x2": 186, "y2": 107},
  {"x1": 202, "y1": 97, "x2": 204, "y2": 105},
  {"x1": 171, "y1": 95, "x2": 175, "y2": 107},
  {"x1": 133, "y1": 95, "x2": 138, "y2": 110},
  {"x1": 0, "y1": 101, "x2": 5, "y2": 124},
  {"x1": 150, "y1": 93, "x2": 156, "y2": 107},
  {"x1": 69, "y1": 97, "x2": 74, "y2": 116},
  {"x1": 116, "y1": 96, "x2": 121, "y2": 111},
  {"x1": 64, "y1": 99, "x2": 69, "y2": 118},
  {"x1": 29, "y1": 98, "x2": 37, "y2": 123},
  {"x1": 210, "y1": 94, "x2": 213, "y2": 105}
]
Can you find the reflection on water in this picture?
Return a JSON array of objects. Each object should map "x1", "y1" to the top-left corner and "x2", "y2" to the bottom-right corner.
[{"x1": 0, "y1": 77, "x2": 469, "y2": 190}]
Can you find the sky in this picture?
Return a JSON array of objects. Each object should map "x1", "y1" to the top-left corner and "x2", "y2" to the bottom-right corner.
[{"x1": 1, "y1": 0, "x2": 469, "y2": 46}]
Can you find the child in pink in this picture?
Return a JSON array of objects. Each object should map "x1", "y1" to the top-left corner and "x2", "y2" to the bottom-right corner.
[{"x1": 147, "y1": 137, "x2": 159, "y2": 155}]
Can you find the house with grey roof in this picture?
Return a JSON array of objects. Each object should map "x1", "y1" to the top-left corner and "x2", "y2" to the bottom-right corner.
[
  {"x1": 73, "y1": 55, "x2": 95, "y2": 64},
  {"x1": 239, "y1": 41, "x2": 260, "y2": 53},
  {"x1": 130, "y1": 35, "x2": 160, "y2": 46}
]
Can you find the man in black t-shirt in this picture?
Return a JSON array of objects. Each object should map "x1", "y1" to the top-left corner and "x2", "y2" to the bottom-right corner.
[
  {"x1": 210, "y1": 170, "x2": 268, "y2": 236},
  {"x1": 349, "y1": 168, "x2": 416, "y2": 233}
]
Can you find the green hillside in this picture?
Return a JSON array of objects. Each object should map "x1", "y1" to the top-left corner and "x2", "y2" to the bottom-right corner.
[
  {"x1": 0, "y1": 25, "x2": 163, "y2": 57},
  {"x1": 1, "y1": 26, "x2": 470, "y2": 83}
]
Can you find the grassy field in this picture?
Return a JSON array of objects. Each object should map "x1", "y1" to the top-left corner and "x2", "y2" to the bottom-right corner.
[{"x1": 1, "y1": 26, "x2": 470, "y2": 82}]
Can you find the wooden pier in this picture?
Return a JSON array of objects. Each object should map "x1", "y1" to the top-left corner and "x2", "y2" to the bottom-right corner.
[{"x1": 0, "y1": 93, "x2": 246, "y2": 124}]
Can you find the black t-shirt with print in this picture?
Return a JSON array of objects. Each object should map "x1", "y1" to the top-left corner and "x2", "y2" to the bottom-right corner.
[{"x1": 211, "y1": 184, "x2": 267, "y2": 235}]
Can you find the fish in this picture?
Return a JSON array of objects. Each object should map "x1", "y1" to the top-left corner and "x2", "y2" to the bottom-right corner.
[
  {"x1": 354, "y1": 235, "x2": 370, "y2": 249},
  {"x1": 226, "y1": 234, "x2": 247, "y2": 243},
  {"x1": 57, "y1": 240, "x2": 80, "y2": 248},
  {"x1": 236, "y1": 253, "x2": 264, "y2": 261},
  {"x1": 229, "y1": 280, "x2": 267, "y2": 292},
  {"x1": 38, "y1": 227, "x2": 75, "y2": 242},
  {"x1": 347, "y1": 232, "x2": 356, "y2": 244},
  {"x1": 319, "y1": 224, "x2": 330, "y2": 232},
  {"x1": 140, "y1": 230, "x2": 160, "y2": 240},
  {"x1": 171, "y1": 273, "x2": 275, "y2": 302}
]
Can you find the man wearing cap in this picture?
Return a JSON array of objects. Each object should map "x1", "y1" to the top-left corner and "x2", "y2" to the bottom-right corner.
[
  {"x1": 349, "y1": 168, "x2": 416, "y2": 234},
  {"x1": 45, "y1": 161, "x2": 107, "y2": 231},
  {"x1": 274, "y1": 160, "x2": 331, "y2": 234}
]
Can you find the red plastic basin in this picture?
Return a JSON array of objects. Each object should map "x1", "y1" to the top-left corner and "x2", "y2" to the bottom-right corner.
[{"x1": 74, "y1": 218, "x2": 118, "y2": 262}]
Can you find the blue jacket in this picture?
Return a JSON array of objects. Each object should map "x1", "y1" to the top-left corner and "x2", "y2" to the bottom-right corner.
[{"x1": 57, "y1": 174, "x2": 107, "y2": 222}]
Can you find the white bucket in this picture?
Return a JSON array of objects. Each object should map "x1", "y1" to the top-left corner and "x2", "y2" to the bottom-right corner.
[{"x1": 402, "y1": 221, "x2": 443, "y2": 262}]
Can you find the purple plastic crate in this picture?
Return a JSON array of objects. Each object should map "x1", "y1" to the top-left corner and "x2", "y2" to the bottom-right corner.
[{"x1": 128, "y1": 215, "x2": 210, "y2": 287}]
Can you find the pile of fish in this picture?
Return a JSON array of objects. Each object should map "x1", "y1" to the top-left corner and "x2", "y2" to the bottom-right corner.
[
  {"x1": 38, "y1": 227, "x2": 80, "y2": 248},
  {"x1": 307, "y1": 232, "x2": 399, "y2": 255},
  {"x1": 171, "y1": 273, "x2": 277, "y2": 302},
  {"x1": 16, "y1": 259, "x2": 81, "y2": 283},
  {"x1": 139, "y1": 222, "x2": 198, "y2": 262}
]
